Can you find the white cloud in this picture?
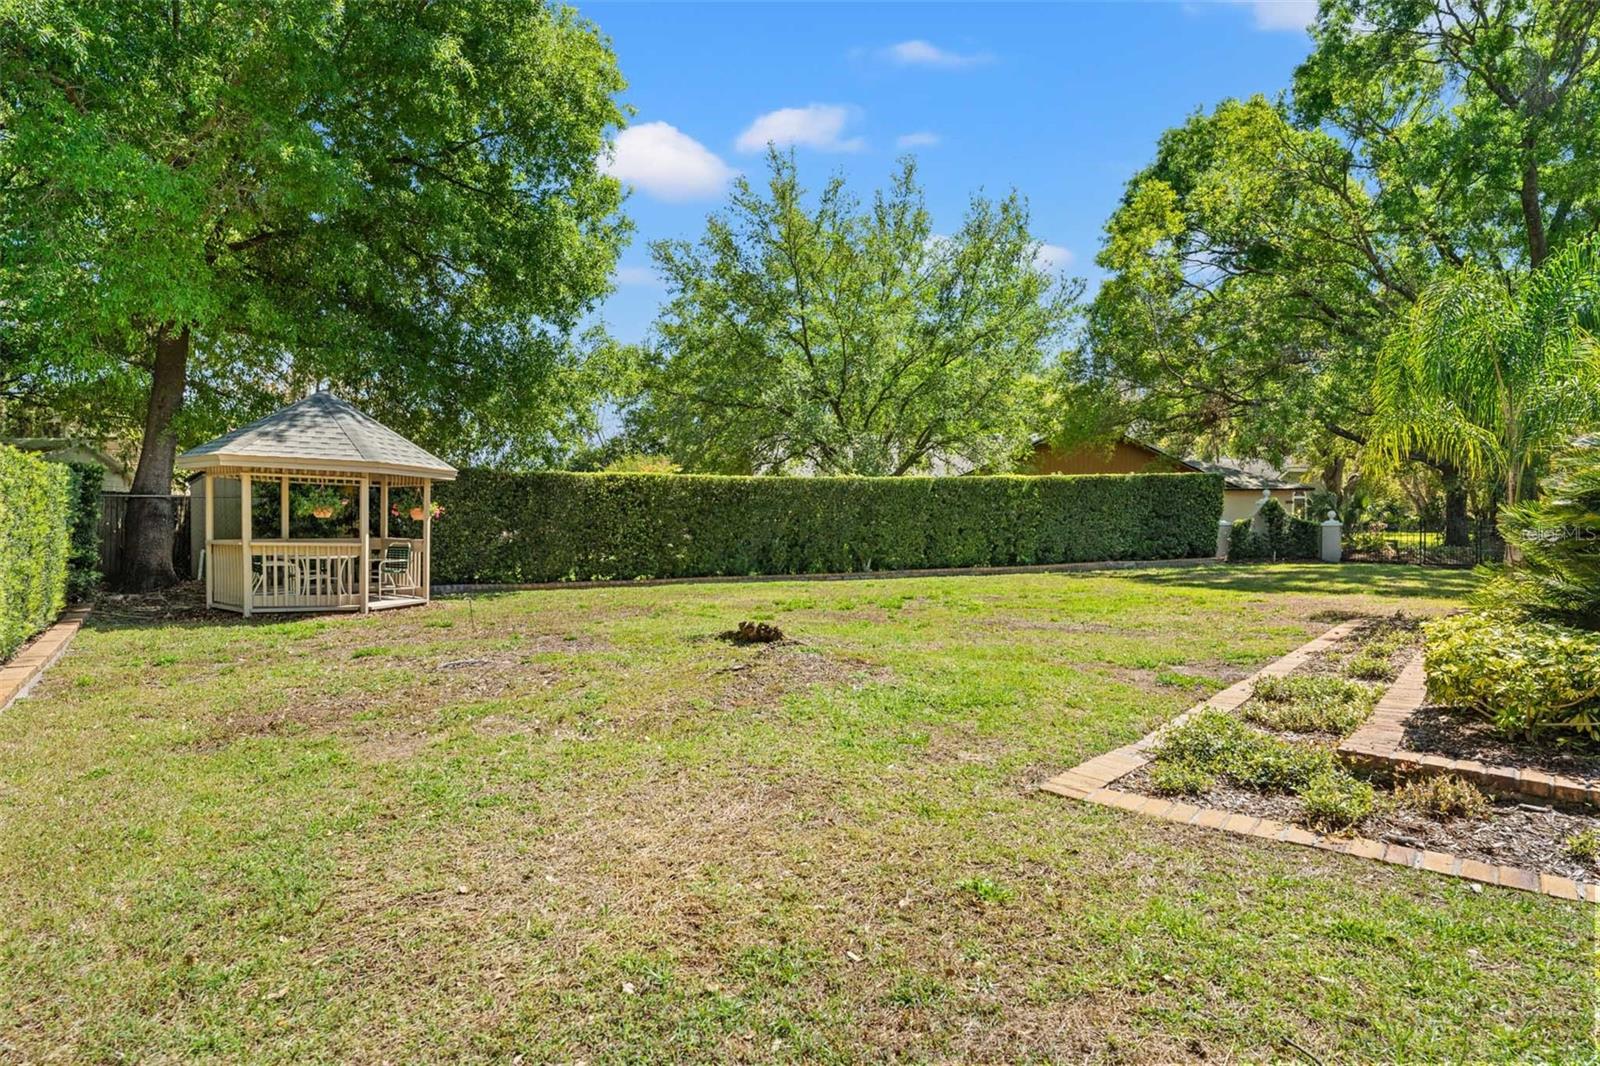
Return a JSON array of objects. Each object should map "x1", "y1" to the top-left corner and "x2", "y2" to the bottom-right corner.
[
  {"x1": 882, "y1": 39, "x2": 993, "y2": 69},
  {"x1": 1034, "y1": 243, "x2": 1075, "y2": 272},
  {"x1": 615, "y1": 265, "x2": 660, "y2": 287},
  {"x1": 601, "y1": 121, "x2": 736, "y2": 202},
  {"x1": 895, "y1": 131, "x2": 941, "y2": 149},
  {"x1": 736, "y1": 105, "x2": 865, "y2": 153},
  {"x1": 1238, "y1": 0, "x2": 1317, "y2": 30}
]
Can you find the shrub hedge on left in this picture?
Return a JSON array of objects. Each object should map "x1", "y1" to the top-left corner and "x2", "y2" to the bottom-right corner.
[{"x1": 0, "y1": 445, "x2": 71, "y2": 661}]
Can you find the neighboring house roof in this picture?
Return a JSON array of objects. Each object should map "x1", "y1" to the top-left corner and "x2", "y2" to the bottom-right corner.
[
  {"x1": 2, "y1": 437, "x2": 133, "y2": 489},
  {"x1": 177, "y1": 391, "x2": 457, "y2": 479},
  {"x1": 1186, "y1": 456, "x2": 1313, "y2": 492}
]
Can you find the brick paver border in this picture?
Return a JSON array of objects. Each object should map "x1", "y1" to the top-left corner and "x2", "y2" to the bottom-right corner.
[
  {"x1": 1339, "y1": 654, "x2": 1600, "y2": 808},
  {"x1": 0, "y1": 606, "x2": 91, "y2": 714},
  {"x1": 1040, "y1": 622, "x2": 1595, "y2": 904}
]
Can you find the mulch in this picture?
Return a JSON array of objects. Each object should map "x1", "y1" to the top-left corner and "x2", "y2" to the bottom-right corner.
[
  {"x1": 1400, "y1": 703, "x2": 1600, "y2": 780},
  {"x1": 87, "y1": 582, "x2": 216, "y2": 626},
  {"x1": 1119, "y1": 763, "x2": 1600, "y2": 882},
  {"x1": 1121, "y1": 615, "x2": 1600, "y2": 884}
]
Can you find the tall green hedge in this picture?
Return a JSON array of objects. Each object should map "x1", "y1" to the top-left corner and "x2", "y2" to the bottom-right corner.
[
  {"x1": 0, "y1": 444, "x2": 71, "y2": 661},
  {"x1": 431, "y1": 470, "x2": 1224, "y2": 585},
  {"x1": 65, "y1": 463, "x2": 104, "y2": 601}
]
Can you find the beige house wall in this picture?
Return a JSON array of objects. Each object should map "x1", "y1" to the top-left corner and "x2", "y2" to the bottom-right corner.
[{"x1": 1222, "y1": 488, "x2": 1303, "y2": 524}]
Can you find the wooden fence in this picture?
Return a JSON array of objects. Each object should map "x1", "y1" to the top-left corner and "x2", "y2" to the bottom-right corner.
[{"x1": 98, "y1": 493, "x2": 191, "y2": 584}]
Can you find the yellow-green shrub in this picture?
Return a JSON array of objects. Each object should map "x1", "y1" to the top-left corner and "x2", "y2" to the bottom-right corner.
[
  {"x1": 1424, "y1": 611, "x2": 1600, "y2": 739},
  {"x1": 0, "y1": 445, "x2": 71, "y2": 661}
]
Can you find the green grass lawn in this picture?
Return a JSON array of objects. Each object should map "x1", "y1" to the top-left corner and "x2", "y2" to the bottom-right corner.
[{"x1": 1, "y1": 564, "x2": 1591, "y2": 1062}]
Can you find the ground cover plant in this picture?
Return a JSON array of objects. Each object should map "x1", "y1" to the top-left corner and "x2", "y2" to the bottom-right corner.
[
  {"x1": 0, "y1": 564, "x2": 1590, "y2": 1062},
  {"x1": 1126, "y1": 610, "x2": 1600, "y2": 886},
  {"x1": 1244, "y1": 675, "x2": 1379, "y2": 735}
]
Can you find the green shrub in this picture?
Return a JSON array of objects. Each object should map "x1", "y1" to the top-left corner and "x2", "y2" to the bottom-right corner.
[
  {"x1": 1424, "y1": 611, "x2": 1600, "y2": 739},
  {"x1": 1484, "y1": 435, "x2": 1600, "y2": 631},
  {"x1": 1344, "y1": 650, "x2": 1397, "y2": 681},
  {"x1": 1148, "y1": 759, "x2": 1215, "y2": 796},
  {"x1": 1152, "y1": 710, "x2": 1337, "y2": 792},
  {"x1": 1244, "y1": 675, "x2": 1378, "y2": 735},
  {"x1": 1301, "y1": 772, "x2": 1376, "y2": 831},
  {"x1": 0, "y1": 445, "x2": 71, "y2": 661},
  {"x1": 1227, "y1": 499, "x2": 1320, "y2": 562},
  {"x1": 1341, "y1": 619, "x2": 1419, "y2": 682},
  {"x1": 1565, "y1": 828, "x2": 1600, "y2": 866},
  {"x1": 431, "y1": 470, "x2": 1225, "y2": 584},
  {"x1": 1394, "y1": 774, "x2": 1492, "y2": 821},
  {"x1": 1150, "y1": 708, "x2": 1257, "y2": 766},
  {"x1": 64, "y1": 463, "x2": 103, "y2": 601}
]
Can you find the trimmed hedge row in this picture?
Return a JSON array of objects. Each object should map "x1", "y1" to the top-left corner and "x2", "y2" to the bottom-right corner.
[
  {"x1": 65, "y1": 463, "x2": 104, "y2": 601},
  {"x1": 431, "y1": 470, "x2": 1224, "y2": 584},
  {"x1": 0, "y1": 444, "x2": 71, "y2": 662},
  {"x1": 1228, "y1": 499, "x2": 1320, "y2": 562}
]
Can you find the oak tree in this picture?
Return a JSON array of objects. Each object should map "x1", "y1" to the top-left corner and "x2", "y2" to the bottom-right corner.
[{"x1": 2, "y1": 0, "x2": 630, "y2": 587}]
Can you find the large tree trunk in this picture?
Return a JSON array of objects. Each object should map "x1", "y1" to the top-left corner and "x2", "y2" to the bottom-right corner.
[
  {"x1": 1519, "y1": 141, "x2": 1547, "y2": 268},
  {"x1": 118, "y1": 325, "x2": 189, "y2": 591},
  {"x1": 1441, "y1": 463, "x2": 1470, "y2": 548}
]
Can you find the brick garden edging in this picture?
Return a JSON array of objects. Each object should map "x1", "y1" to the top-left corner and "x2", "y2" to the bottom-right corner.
[
  {"x1": 0, "y1": 606, "x2": 90, "y2": 714},
  {"x1": 1039, "y1": 622, "x2": 1596, "y2": 904},
  {"x1": 1339, "y1": 655, "x2": 1600, "y2": 808}
]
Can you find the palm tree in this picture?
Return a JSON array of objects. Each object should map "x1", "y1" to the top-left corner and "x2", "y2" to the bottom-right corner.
[{"x1": 1367, "y1": 239, "x2": 1600, "y2": 512}]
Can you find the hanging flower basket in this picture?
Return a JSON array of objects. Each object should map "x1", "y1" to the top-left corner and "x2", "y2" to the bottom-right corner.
[
  {"x1": 295, "y1": 485, "x2": 347, "y2": 520},
  {"x1": 398, "y1": 502, "x2": 446, "y2": 521}
]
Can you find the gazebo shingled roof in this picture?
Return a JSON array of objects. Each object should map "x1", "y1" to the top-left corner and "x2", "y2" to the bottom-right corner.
[{"x1": 179, "y1": 391, "x2": 456, "y2": 479}]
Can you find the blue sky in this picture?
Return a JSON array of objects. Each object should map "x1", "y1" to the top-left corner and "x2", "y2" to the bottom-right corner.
[{"x1": 582, "y1": 1, "x2": 1319, "y2": 342}]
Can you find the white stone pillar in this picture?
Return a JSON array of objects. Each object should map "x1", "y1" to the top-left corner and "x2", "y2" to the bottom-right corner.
[
  {"x1": 1216, "y1": 519, "x2": 1232, "y2": 560},
  {"x1": 1320, "y1": 510, "x2": 1343, "y2": 563}
]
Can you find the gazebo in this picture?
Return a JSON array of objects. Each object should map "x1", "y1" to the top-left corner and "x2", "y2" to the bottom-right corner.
[{"x1": 178, "y1": 392, "x2": 457, "y2": 615}]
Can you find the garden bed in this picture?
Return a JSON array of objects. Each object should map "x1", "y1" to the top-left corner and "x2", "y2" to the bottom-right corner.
[
  {"x1": 1100, "y1": 615, "x2": 1600, "y2": 890},
  {"x1": 1397, "y1": 704, "x2": 1600, "y2": 781}
]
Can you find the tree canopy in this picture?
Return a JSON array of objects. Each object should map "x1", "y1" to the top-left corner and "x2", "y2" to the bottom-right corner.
[
  {"x1": 1085, "y1": 0, "x2": 1600, "y2": 466},
  {"x1": 627, "y1": 151, "x2": 1078, "y2": 476},
  {"x1": 1368, "y1": 237, "x2": 1600, "y2": 508},
  {"x1": 2, "y1": 0, "x2": 630, "y2": 585}
]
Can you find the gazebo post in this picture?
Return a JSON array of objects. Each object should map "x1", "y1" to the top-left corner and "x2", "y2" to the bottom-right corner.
[
  {"x1": 380, "y1": 478, "x2": 389, "y2": 541},
  {"x1": 279, "y1": 476, "x2": 289, "y2": 539},
  {"x1": 359, "y1": 475, "x2": 371, "y2": 613},
  {"x1": 240, "y1": 472, "x2": 253, "y2": 618},
  {"x1": 421, "y1": 479, "x2": 432, "y2": 602},
  {"x1": 203, "y1": 472, "x2": 215, "y2": 609}
]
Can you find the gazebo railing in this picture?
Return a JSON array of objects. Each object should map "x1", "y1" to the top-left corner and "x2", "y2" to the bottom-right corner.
[
  {"x1": 210, "y1": 542, "x2": 245, "y2": 609},
  {"x1": 207, "y1": 537, "x2": 429, "y2": 611},
  {"x1": 248, "y1": 540, "x2": 365, "y2": 610}
]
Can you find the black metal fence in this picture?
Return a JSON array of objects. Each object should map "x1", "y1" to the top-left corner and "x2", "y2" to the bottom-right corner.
[{"x1": 1342, "y1": 515, "x2": 1503, "y2": 567}]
